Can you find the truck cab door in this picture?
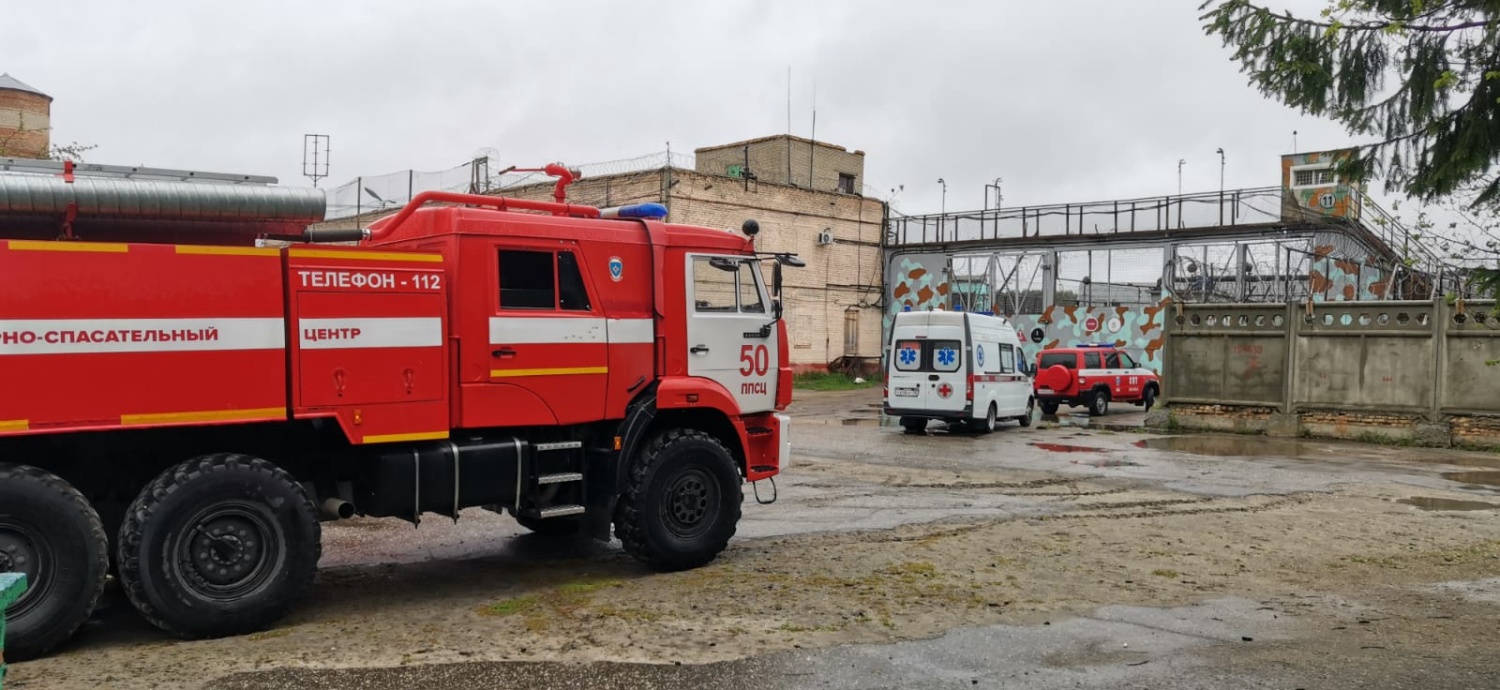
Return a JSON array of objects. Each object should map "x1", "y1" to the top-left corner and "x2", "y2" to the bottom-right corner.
[
  {"x1": 476, "y1": 243, "x2": 607, "y2": 426},
  {"x1": 684, "y1": 255, "x2": 776, "y2": 414}
]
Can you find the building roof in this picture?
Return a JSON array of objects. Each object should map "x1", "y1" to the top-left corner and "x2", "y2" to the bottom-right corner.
[
  {"x1": 0, "y1": 73, "x2": 50, "y2": 99},
  {"x1": 694, "y1": 134, "x2": 861, "y2": 155}
]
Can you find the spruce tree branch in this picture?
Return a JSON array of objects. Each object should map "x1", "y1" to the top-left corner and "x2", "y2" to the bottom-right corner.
[{"x1": 1207, "y1": 1, "x2": 1492, "y2": 33}]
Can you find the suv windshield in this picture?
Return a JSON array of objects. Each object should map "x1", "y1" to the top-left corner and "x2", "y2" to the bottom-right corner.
[{"x1": 1039, "y1": 352, "x2": 1076, "y2": 369}]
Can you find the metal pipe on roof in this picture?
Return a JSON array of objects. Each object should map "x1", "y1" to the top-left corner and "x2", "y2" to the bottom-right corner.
[{"x1": 0, "y1": 174, "x2": 325, "y2": 224}]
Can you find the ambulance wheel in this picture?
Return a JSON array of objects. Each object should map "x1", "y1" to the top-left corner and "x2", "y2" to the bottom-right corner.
[
  {"x1": 1088, "y1": 389, "x2": 1111, "y2": 417},
  {"x1": 900, "y1": 417, "x2": 926, "y2": 434},
  {"x1": 0, "y1": 464, "x2": 110, "y2": 661},
  {"x1": 971, "y1": 404, "x2": 998, "y2": 434},
  {"x1": 1039, "y1": 401, "x2": 1060, "y2": 416},
  {"x1": 117, "y1": 453, "x2": 320, "y2": 640},
  {"x1": 1018, "y1": 398, "x2": 1035, "y2": 427},
  {"x1": 615, "y1": 429, "x2": 742, "y2": 572}
]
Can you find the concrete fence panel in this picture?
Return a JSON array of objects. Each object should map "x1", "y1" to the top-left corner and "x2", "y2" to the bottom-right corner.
[
  {"x1": 1164, "y1": 304, "x2": 1289, "y2": 407},
  {"x1": 1292, "y1": 302, "x2": 1436, "y2": 412}
]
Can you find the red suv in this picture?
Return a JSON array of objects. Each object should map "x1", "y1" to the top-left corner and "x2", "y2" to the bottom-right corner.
[{"x1": 1032, "y1": 344, "x2": 1159, "y2": 416}]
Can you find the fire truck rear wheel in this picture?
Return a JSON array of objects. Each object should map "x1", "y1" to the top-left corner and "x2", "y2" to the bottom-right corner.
[
  {"x1": 0, "y1": 464, "x2": 110, "y2": 661},
  {"x1": 116, "y1": 453, "x2": 321, "y2": 640},
  {"x1": 615, "y1": 428, "x2": 742, "y2": 572}
]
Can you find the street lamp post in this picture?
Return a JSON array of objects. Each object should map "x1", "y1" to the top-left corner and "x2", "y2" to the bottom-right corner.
[
  {"x1": 1216, "y1": 148, "x2": 1226, "y2": 225},
  {"x1": 937, "y1": 178, "x2": 947, "y2": 240},
  {"x1": 1176, "y1": 160, "x2": 1186, "y2": 228}
]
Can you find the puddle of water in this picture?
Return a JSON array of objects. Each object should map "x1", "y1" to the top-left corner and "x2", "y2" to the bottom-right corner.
[
  {"x1": 1442, "y1": 471, "x2": 1500, "y2": 488},
  {"x1": 1031, "y1": 442, "x2": 1109, "y2": 454},
  {"x1": 1398, "y1": 496, "x2": 1500, "y2": 512},
  {"x1": 1141, "y1": 435, "x2": 1329, "y2": 458}
]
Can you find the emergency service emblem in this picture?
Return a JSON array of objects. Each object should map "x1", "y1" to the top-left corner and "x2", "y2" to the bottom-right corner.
[
  {"x1": 976, "y1": 344, "x2": 985, "y2": 368},
  {"x1": 608, "y1": 256, "x2": 624, "y2": 282}
]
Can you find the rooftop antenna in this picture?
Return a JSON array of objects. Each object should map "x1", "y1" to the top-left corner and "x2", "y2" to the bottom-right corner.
[
  {"x1": 302, "y1": 134, "x2": 330, "y2": 187},
  {"x1": 807, "y1": 80, "x2": 816, "y2": 188}
]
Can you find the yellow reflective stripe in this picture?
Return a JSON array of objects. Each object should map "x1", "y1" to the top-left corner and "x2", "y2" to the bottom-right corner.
[
  {"x1": 490, "y1": 366, "x2": 609, "y2": 378},
  {"x1": 362, "y1": 430, "x2": 451, "y2": 444},
  {"x1": 175, "y1": 245, "x2": 279, "y2": 257},
  {"x1": 0, "y1": 419, "x2": 29, "y2": 432},
  {"x1": 288, "y1": 248, "x2": 443, "y2": 263},
  {"x1": 121, "y1": 407, "x2": 285, "y2": 426},
  {"x1": 8, "y1": 240, "x2": 129, "y2": 253}
]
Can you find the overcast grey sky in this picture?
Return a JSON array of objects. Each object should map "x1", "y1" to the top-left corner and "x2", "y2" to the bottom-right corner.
[{"x1": 6, "y1": 0, "x2": 1386, "y2": 216}]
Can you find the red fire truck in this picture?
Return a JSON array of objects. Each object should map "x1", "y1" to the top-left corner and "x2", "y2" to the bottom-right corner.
[{"x1": 0, "y1": 160, "x2": 800, "y2": 659}]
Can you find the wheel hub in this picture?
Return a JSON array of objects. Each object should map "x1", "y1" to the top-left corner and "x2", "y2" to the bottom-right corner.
[
  {"x1": 0, "y1": 523, "x2": 50, "y2": 614},
  {"x1": 661, "y1": 468, "x2": 718, "y2": 539},
  {"x1": 179, "y1": 508, "x2": 273, "y2": 594}
]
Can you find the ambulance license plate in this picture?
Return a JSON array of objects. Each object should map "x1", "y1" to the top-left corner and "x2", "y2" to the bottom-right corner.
[{"x1": 895, "y1": 387, "x2": 919, "y2": 398}]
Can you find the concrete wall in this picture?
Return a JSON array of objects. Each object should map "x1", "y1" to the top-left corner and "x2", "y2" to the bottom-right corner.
[{"x1": 1158, "y1": 299, "x2": 1500, "y2": 447}]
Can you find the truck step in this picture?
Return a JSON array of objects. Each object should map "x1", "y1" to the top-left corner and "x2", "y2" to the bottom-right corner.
[
  {"x1": 537, "y1": 472, "x2": 583, "y2": 485},
  {"x1": 535, "y1": 441, "x2": 584, "y2": 452},
  {"x1": 538, "y1": 504, "x2": 586, "y2": 519}
]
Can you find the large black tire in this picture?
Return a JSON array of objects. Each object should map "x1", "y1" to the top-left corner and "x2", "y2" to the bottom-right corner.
[
  {"x1": 900, "y1": 417, "x2": 926, "y2": 434},
  {"x1": 1143, "y1": 386, "x2": 1158, "y2": 412},
  {"x1": 1018, "y1": 398, "x2": 1035, "y2": 427},
  {"x1": 0, "y1": 464, "x2": 109, "y2": 661},
  {"x1": 1039, "y1": 401, "x2": 1060, "y2": 416},
  {"x1": 1088, "y1": 389, "x2": 1111, "y2": 417},
  {"x1": 117, "y1": 454, "x2": 320, "y2": 640},
  {"x1": 614, "y1": 429, "x2": 742, "y2": 572},
  {"x1": 514, "y1": 513, "x2": 584, "y2": 537}
]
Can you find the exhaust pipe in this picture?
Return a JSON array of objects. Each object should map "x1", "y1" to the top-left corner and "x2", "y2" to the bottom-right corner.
[{"x1": 320, "y1": 498, "x2": 355, "y2": 521}]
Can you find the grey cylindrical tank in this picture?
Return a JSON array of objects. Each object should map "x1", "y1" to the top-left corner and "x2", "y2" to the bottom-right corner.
[{"x1": 0, "y1": 174, "x2": 326, "y2": 224}]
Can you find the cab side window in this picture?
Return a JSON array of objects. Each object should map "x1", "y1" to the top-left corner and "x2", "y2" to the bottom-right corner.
[
  {"x1": 499, "y1": 250, "x2": 555, "y2": 309},
  {"x1": 692, "y1": 257, "x2": 739, "y2": 312},
  {"x1": 1104, "y1": 352, "x2": 1121, "y2": 369},
  {"x1": 1119, "y1": 352, "x2": 1138, "y2": 368},
  {"x1": 738, "y1": 262, "x2": 766, "y2": 314},
  {"x1": 1084, "y1": 352, "x2": 1102, "y2": 369},
  {"x1": 558, "y1": 251, "x2": 591, "y2": 311},
  {"x1": 499, "y1": 249, "x2": 594, "y2": 312}
]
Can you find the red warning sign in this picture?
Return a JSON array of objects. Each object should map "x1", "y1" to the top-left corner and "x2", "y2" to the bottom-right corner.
[{"x1": 1084, "y1": 316, "x2": 1100, "y2": 332}]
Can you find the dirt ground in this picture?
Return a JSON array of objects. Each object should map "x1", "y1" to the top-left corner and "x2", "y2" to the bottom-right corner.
[{"x1": 8, "y1": 389, "x2": 1500, "y2": 689}]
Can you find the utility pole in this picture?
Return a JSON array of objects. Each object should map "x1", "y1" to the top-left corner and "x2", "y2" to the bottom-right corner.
[
  {"x1": 1216, "y1": 147, "x2": 1226, "y2": 225},
  {"x1": 1176, "y1": 159, "x2": 1186, "y2": 229},
  {"x1": 938, "y1": 178, "x2": 947, "y2": 216}
]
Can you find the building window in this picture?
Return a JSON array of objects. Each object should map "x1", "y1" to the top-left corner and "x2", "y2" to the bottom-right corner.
[
  {"x1": 837, "y1": 173, "x2": 856, "y2": 194},
  {"x1": 1292, "y1": 165, "x2": 1336, "y2": 189},
  {"x1": 843, "y1": 307, "x2": 859, "y2": 356}
]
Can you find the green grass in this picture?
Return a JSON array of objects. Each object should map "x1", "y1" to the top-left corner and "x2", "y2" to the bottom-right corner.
[{"x1": 794, "y1": 371, "x2": 882, "y2": 391}]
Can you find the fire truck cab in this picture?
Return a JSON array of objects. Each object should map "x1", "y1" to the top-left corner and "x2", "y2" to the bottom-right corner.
[{"x1": 0, "y1": 160, "x2": 801, "y2": 659}]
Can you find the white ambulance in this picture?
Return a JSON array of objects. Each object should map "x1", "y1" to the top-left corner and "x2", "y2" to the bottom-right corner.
[{"x1": 882, "y1": 310, "x2": 1035, "y2": 433}]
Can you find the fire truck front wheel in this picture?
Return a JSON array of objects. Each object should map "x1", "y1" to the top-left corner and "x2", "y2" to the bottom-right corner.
[
  {"x1": 615, "y1": 428, "x2": 742, "y2": 572},
  {"x1": 0, "y1": 464, "x2": 110, "y2": 661},
  {"x1": 117, "y1": 453, "x2": 321, "y2": 640}
]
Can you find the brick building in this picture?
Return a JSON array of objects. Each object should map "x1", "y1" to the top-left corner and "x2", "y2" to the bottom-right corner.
[
  {"x1": 0, "y1": 73, "x2": 52, "y2": 159},
  {"x1": 315, "y1": 136, "x2": 888, "y2": 372}
]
